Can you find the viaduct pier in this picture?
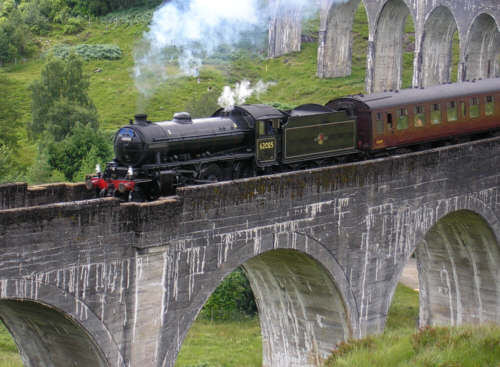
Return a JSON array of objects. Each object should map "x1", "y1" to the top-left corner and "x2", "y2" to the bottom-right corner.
[{"x1": 269, "y1": 0, "x2": 500, "y2": 92}]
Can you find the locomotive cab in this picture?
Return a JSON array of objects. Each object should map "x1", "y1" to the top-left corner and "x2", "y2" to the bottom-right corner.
[{"x1": 255, "y1": 118, "x2": 280, "y2": 166}]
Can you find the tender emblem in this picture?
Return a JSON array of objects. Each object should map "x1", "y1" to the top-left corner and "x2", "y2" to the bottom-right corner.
[{"x1": 314, "y1": 133, "x2": 328, "y2": 145}]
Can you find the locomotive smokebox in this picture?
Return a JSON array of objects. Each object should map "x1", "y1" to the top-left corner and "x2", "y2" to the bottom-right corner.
[{"x1": 134, "y1": 114, "x2": 148, "y2": 126}]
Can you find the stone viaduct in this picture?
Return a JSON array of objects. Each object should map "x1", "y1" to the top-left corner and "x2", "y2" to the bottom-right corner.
[
  {"x1": 268, "y1": 0, "x2": 500, "y2": 93},
  {"x1": 1, "y1": 136, "x2": 500, "y2": 366}
]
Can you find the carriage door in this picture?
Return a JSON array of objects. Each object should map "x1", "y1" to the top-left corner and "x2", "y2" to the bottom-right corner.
[{"x1": 256, "y1": 119, "x2": 278, "y2": 166}]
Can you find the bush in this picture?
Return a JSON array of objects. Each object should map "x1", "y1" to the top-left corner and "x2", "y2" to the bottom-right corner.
[
  {"x1": 199, "y1": 268, "x2": 257, "y2": 321},
  {"x1": 99, "y1": 5, "x2": 156, "y2": 26},
  {"x1": 48, "y1": 124, "x2": 112, "y2": 181},
  {"x1": 62, "y1": 16, "x2": 85, "y2": 34},
  {"x1": 19, "y1": 0, "x2": 51, "y2": 35},
  {"x1": 0, "y1": 10, "x2": 37, "y2": 64},
  {"x1": 50, "y1": 43, "x2": 122, "y2": 60}
]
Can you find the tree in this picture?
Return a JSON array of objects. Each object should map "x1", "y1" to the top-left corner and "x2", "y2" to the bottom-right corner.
[
  {"x1": 47, "y1": 123, "x2": 112, "y2": 181},
  {"x1": 0, "y1": 6, "x2": 36, "y2": 64},
  {"x1": 30, "y1": 53, "x2": 98, "y2": 141}
]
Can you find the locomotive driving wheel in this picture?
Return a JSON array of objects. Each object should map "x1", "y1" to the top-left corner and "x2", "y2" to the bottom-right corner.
[
  {"x1": 199, "y1": 163, "x2": 222, "y2": 183},
  {"x1": 232, "y1": 161, "x2": 255, "y2": 179}
]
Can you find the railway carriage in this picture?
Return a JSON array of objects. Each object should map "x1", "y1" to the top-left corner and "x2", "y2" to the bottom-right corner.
[{"x1": 327, "y1": 79, "x2": 500, "y2": 154}]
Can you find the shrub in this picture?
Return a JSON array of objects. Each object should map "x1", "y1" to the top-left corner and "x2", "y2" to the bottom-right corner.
[
  {"x1": 98, "y1": 5, "x2": 156, "y2": 26},
  {"x1": 48, "y1": 124, "x2": 112, "y2": 181},
  {"x1": 50, "y1": 43, "x2": 122, "y2": 60},
  {"x1": 199, "y1": 268, "x2": 257, "y2": 321},
  {"x1": 62, "y1": 16, "x2": 85, "y2": 34}
]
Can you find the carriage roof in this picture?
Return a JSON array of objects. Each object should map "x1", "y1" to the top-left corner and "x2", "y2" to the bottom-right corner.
[{"x1": 327, "y1": 78, "x2": 500, "y2": 111}]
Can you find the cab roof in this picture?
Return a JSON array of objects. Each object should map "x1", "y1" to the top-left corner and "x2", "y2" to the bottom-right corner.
[{"x1": 214, "y1": 104, "x2": 285, "y2": 120}]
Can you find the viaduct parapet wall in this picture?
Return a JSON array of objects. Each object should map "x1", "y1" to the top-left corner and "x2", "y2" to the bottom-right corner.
[
  {"x1": 1, "y1": 137, "x2": 500, "y2": 366},
  {"x1": 269, "y1": 0, "x2": 500, "y2": 92}
]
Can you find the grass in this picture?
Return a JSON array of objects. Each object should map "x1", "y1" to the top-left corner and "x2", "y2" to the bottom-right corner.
[
  {"x1": 324, "y1": 285, "x2": 500, "y2": 367},
  {"x1": 0, "y1": 323, "x2": 21, "y2": 367},
  {"x1": 175, "y1": 319, "x2": 262, "y2": 367}
]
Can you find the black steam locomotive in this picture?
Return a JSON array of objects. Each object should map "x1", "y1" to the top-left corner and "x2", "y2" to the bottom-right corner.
[{"x1": 87, "y1": 79, "x2": 500, "y2": 201}]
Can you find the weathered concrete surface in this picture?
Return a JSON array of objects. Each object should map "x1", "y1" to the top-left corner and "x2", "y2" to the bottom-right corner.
[
  {"x1": 272, "y1": 0, "x2": 500, "y2": 92},
  {"x1": 1, "y1": 136, "x2": 500, "y2": 367},
  {"x1": 268, "y1": 0, "x2": 303, "y2": 58}
]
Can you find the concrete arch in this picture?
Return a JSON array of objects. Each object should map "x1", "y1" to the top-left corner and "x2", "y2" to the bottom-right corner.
[
  {"x1": 464, "y1": 13, "x2": 500, "y2": 80},
  {"x1": 243, "y1": 249, "x2": 352, "y2": 367},
  {"x1": 416, "y1": 210, "x2": 500, "y2": 327},
  {"x1": 317, "y1": 0, "x2": 366, "y2": 78},
  {"x1": 0, "y1": 299, "x2": 108, "y2": 367},
  {"x1": 421, "y1": 6, "x2": 459, "y2": 87},
  {"x1": 372, "y1": 0, "x2": 414, "y2": 92},
  {"x1": 0, "y1": 280, "x2": 125, "y2": 367},
  {"x1": 174, "y1": 236, "x2": 357, "y2": 367}
]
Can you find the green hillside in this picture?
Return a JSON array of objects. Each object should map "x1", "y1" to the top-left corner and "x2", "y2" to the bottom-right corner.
[{"x1": 0, "y1": 3, "x2": 420, "y2": 183}]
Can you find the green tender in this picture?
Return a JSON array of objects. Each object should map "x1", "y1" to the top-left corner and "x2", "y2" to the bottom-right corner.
[{"x1": 284, "y1": 118, "x2": 356, "y2": 161}]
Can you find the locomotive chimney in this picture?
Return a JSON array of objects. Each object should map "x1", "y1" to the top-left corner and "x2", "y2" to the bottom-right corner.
[{"x1": 134, "y1": 113, "x2": 148, "y2": 126}]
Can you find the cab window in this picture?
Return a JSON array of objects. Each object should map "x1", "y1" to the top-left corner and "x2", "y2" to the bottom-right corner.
[
  {"x1": 485, "y1": 96, "x2": 495, "y2": 116},
  {"x1": 258, "y1": 121, "x2": 265, "y2": 136},
  {"x1": 258, "y1": 120, "x2": 274, "y2": 136},
  {"x1": 431, "y1": 104, "x2": 441, "y2": 124},
  {"x1": 397, "y1": 108, "x2": 408, "y2": 130},
  {"x1": 375, "y1": 112, "x2": 384, "y2": 134},
  {"x1": 414, "y1": 105, "x2": 425, "y2": 127},
  {"x1": 447, "y1": 101, "x2": 458, "y2": 122},
  {"x1": 470, "y1": 97, "x2": 480, "y2": 118}
]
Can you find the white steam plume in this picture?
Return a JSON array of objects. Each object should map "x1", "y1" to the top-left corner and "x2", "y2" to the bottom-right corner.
[
  {"x1": 133, "y1": 0, "x2": 324, "y2": 104},
  {"x1": 217, "y1": 79, "x2": 277, "y2": 111}
]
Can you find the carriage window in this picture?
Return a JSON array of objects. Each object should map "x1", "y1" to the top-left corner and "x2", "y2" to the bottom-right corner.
[
  {"x1": 387, "y1": 113, "x2": 393, "y2": 129},
  {"x1": 414, "y1": 105, "x2": 425, "y2": 127},
  {"x1": 397, "y1": 108, "x2": 408, "y2": 130},
  {"x1": 461, "y1": 101, "x2": 467, "y2": 120},
  {"x1": 485, "y1": 96, "x2": 495, "y2": 116},
  {"x1": 375, "y1": 112, "x2": 384, "y2": 134},
  {"x1": 470, "y1": 97, "x2": 480, "y2": 118},
  {"x1": 431, "y1": 104, "x2": 441, "y2": 124},
  {"x1": 447, "y1": 101, "x2": 457, "y2": 122}
]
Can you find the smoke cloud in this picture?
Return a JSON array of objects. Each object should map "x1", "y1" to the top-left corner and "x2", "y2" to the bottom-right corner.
[
  {"x1": 217, "y1": 80, "x2": 277, "y2": 111},
  {"x1": 133, "y1": 0, "x2": 322, "y2": 105}
]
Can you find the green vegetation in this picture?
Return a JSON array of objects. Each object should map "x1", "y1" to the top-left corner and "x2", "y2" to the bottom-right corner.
[
  {"x1": 199, "y1": 268, "x2": 257, "y2": 321},
  {"x1": 0, "y1": 2, "x2": 441, "y2": 183},
  {"x1": 175, "y1": 319, "x2": 262, "y2": 367},
  {"x1": 49, "y1": 43, "x2": 122, "y2": 60}
]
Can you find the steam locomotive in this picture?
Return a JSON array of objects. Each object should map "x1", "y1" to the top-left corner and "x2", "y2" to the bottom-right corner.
[{"x1": 86, "y1": 78, "x2": 500, "y2": 201}]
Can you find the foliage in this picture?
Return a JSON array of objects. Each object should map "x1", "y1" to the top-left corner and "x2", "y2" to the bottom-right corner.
[
  {"x1": 30, "y1": 53, "x2": 98, "y2": 141},
  {"x1": 0, "y1": 146, "x2": 15, "y2": 183},
  {"x1": 50, "y1": 43, "x2": 122, "y2": 60},
  {"x1": 65, "y1": 0, "x2": 162, "y2": 17},
  {"x1": 199, "y1": 268, "x2": 257, "y2": 321},
  {"x1": 47, "y1": 123, "x2": 112, "y2": 181},
  {"x1": 0, "y1": 6, "x2": 37, "y2": 64},
  {"x1": 98, "y1": 4, "x2": 156, "y2": 26},
  {"x1": 23, "y1": 143, "x2": 66, "y2": 184},
  {"x1": 62, "y1": 16, "x2": 85, "y2": 34}
]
